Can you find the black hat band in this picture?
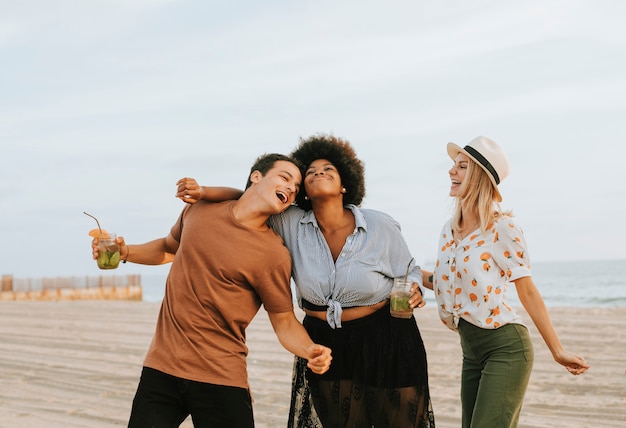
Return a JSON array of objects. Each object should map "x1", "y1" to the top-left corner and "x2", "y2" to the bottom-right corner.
[{"x1": 464, "y1": 145, "x2": 500, "y2": 184}]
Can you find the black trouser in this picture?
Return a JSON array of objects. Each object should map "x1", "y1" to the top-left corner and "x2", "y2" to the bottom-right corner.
[{"x1": 128, "y1": 367, "x2": 254, "y2": 428}]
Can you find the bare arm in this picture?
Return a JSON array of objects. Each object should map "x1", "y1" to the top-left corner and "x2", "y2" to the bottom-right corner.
[
  {"x1": 92, "y1": 235, "x2": 178, "y2": 265},
  {"x1": 176, "y1": 177, "x2": 243, "y2": 204},
  {"x1": 515, "y1": 276, "x2": 589, "y2": 375},
  {"x1": 267, "y1": 311, "x2": 332, "y2": 375},
  {"x1": 421, "y1": 269, "x2": 434, "y2": 291}
]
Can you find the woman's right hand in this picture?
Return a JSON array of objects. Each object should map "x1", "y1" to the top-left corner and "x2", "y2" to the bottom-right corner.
[{"x1": 176, "y1": 177, "x2": 202, "y2": 204}]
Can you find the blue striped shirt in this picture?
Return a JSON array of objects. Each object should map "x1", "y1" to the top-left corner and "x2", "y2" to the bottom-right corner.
[{"x1": 269, "y1": 204, "x2": 422, "y2": 328}]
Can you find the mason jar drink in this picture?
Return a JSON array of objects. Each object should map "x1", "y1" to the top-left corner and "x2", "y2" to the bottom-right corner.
[
  {"x1": 390, "y1": 278, "x2": 413, "y2": 318},
  {"x1": 96, "y1": 234, "x2": 121, "y2": 270}
]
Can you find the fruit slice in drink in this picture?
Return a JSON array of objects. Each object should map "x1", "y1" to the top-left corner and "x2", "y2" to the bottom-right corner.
[{"x1": 390, "y1": 291, "x2": 412, "y2": 318}]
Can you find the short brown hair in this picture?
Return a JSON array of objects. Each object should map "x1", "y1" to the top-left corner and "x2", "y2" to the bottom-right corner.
[{"x1": 245, "y1": 153, "x2": 303, "y2": 189}]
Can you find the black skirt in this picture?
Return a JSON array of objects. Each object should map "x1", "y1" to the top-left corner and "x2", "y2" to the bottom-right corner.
[{"x1": 288, "y1": 303, "x2": 435, "y2": 428}]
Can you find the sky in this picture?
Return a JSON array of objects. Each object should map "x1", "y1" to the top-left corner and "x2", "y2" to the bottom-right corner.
[{"x1": 1, "y1": 0, "x2": 625, "y2": 279}]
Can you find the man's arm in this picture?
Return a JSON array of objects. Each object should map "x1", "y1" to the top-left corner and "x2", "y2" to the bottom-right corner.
[
  {"x1": 176, "y1": 177, "x2": 243, "y2": 204},
  {"x1": 92, "y1": 234, "x2": 179, "y2": 265},
  {"x1": 267, "y1": 311, "x2": 332, "y2": 375}
]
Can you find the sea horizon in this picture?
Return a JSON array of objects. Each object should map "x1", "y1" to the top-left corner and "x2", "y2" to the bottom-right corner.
[{"x1": 140, "y1": 258, "x2": 626, "y2": 308}]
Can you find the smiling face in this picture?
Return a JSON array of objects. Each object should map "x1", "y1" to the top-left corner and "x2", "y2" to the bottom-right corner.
[
  {"x1": 449, "y1": 152, "x2": 470, "y2": 197},
  {"x1": 303, "y1": 159, "x2": 343, "y2": 200},
  {"x1": 250, "y1": 160, "x2": 302, "y2": 212}
]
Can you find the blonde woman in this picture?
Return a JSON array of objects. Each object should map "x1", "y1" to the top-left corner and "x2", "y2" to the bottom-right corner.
[{"x1": 421, "y1": 136, "x2": 589, "y2": 428}]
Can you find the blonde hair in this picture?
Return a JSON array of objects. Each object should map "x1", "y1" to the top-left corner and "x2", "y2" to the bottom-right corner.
[{"x1": 452, "y1": 159, "x2": 512, "y2": 234}]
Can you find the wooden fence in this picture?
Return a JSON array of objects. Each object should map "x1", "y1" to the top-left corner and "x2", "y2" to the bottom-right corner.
[{"x1": 0, "y1": 274, "x2": 142, "y2": 301}]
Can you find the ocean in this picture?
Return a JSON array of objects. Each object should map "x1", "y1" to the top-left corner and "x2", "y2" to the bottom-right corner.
[{"x1": 140, "y1": 259, "x2": 626, "y2": 308}]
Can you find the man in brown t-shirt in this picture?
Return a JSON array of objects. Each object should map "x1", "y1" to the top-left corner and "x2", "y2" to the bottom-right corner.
[{"x1": 92, "y1": 153, "x2": 332, "y2": 427}]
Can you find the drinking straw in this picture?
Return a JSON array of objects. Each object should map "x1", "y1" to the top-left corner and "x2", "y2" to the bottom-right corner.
[
  {"x1": 83, "y1": 211, "x2": 104, "y2": 237},
  {"x1": 404, "y1": 257, "x2": 414, "y2": 284}
]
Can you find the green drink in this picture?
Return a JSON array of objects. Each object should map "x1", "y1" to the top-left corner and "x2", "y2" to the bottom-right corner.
[
  {"x1": 97, "y1": 234, "x2": 121, "y2": 270},
  {"x1": 390, "y1": 278, "x2": 413, "y2": 318}
]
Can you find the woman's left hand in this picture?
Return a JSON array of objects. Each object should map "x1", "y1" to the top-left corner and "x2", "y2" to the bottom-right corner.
[
  {"x1": 176, "y1": 177, "x2": 202, "y2": 204},
  {"x1": 555, "y1": 350, "x2": 590, "y2": 375},
  {"x1": 409, "y1": 283, "x2": 426, "y2": 309}
]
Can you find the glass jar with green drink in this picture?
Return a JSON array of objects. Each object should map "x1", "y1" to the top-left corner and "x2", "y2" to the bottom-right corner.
[
  {"x1": 96, "y1": 233, "x2": 121, "y2": 269},
  {"x1": 390, "y1": 277, "x2": 413, "y2": 318},
  {"x1": 84, "y1": 211, "x2": 121, "y2": 270}
]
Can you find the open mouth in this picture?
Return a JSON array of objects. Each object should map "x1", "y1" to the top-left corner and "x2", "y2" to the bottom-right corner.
[{"x1": 276, "y1": 191, "x2": 288, "y2": 204}]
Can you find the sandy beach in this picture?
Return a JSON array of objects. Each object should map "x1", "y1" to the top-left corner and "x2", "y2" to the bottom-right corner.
[{"x1": 0, "y1": 301, "x2": 623, "y2": 428}]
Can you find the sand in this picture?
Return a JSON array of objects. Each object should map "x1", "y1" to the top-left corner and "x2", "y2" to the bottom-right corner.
[{"x1": 0, "y1": 301, "x2": 623, "y2": 427}]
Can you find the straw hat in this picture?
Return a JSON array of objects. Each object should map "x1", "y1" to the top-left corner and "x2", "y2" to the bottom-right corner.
[{"x1": 447, "y1": 136, "x2": 510, "y2": 202}]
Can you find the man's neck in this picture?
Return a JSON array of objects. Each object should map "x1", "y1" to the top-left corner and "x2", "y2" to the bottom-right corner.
[{"x1": 231, "y1": 197, "x2": 271, "y2": 231}]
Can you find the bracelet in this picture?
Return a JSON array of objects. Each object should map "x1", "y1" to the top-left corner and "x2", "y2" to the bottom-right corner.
[{"x1": 122, "y1": 246, "x2": 129, "y2": 263}]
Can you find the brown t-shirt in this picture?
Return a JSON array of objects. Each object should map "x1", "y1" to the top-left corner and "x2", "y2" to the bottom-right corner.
[{"x1": 143, "y1": 200, "x2": 294, "y2": 389}]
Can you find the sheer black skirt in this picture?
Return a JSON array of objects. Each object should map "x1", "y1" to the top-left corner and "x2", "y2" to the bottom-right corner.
[{"x1": 288, "y1": 303, "x2": 435, "y2": 428}]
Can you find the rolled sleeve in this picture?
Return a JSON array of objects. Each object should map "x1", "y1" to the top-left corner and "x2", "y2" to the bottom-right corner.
[{"x1": 492, "y1": 218, "x2": 532, "y2": 281}]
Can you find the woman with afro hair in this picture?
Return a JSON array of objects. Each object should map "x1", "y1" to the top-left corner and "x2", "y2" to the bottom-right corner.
[{"x1": 177, "y1": 134, "x2": 435, "y2": 428}]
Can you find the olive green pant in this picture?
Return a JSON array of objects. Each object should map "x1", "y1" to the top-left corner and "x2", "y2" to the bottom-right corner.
[{"x1": 458, "y1": 319, "x2": 534, "y2": 428}]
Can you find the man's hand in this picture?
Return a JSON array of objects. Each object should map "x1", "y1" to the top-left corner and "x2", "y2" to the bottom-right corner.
[
  {"x1": 305, "y1": 344, "x2": 332, "y2": 375},
  {"x1": 91, "y1": 235, "x2": 126, "y2": 260}
]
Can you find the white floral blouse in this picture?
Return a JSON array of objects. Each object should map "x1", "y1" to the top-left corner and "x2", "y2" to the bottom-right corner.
[{"x1": 433, "y1": 215, "x2": 532, "y2": 331}]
